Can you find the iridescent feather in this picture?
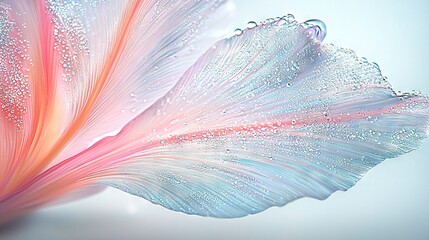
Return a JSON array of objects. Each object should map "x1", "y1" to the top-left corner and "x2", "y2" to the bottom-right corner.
[
  {"x1": 89, "y1": 19, "x2": 429, "y2": 217},
  {"x1": 0, "y1": 1, "x2": 428, "y2": 222}
]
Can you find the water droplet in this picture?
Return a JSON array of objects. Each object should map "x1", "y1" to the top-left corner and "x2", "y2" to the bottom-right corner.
[
  {"x1": 264, "y1": 18, "x2": 275, "y2": 24},
  {"x1": 286, "y1": 14, "x2": 295, "y2": 22},
  {"x1": 291, "y1": 119, "x2": 296, "y2": 125},
  {"x1": 304, "y1": 19, "x2": 327, "y2": 41},
  {"x1": 226, "y1": 149, "x2": 231, "y2": 154},
  {"x1": 247, "y1": 21, "x2": 257, "y2": 29},
  {"x1": 234, "y1": 28, "x2": 243, "y2": 36}
]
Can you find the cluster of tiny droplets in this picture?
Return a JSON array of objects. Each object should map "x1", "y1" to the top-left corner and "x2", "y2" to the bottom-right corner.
[
  {"x1": 0, "y1": 3, "x2": 30, "y2": 129},
  {"x1": 47, "y1": 0, "x2": 90, "y2": 83},
  {"x1": 234, "y1": 14, "x2": 296, "y2": 36},
  {"x1": 88, "y1": 0, "x2": 106, "y2": 7}
]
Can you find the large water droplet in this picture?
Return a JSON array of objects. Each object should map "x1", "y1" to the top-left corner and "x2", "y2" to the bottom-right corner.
[
  {"x1": 247, "y1": 21, "x2": 257, "y2": 29},
  {"x1": 304, "y1": 19, "x2": 327, "y2": 41}
]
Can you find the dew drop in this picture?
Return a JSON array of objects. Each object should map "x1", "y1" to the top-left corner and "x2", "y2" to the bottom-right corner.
[
  {"x1": 247, "y1": 21, "x2": 257, "y2": 29},
  {"x1": 234, "y1": 28, "x2": 243, "y2": 36},
  {"x1": 304, "y1": 19, "x2": 327, "y2": 41},
  {"x1": 286, "y1": 14, "x2": 295, "y2": 22},
  {"x1": 226, "y1": 149, "x2": 231, "y2": 154}
]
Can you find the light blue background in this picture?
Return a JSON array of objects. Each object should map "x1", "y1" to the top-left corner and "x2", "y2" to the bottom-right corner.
[{"x1": 1, "y1": 0, "x2": 428, "y2": 239}]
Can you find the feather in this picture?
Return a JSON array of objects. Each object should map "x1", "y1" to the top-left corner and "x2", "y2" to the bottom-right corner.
[{"x1": 12, "y1": 18, "x2": 427, "y2": 218}]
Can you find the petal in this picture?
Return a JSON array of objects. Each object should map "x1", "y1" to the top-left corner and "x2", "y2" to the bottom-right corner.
[
  {"x1": 50, "y1": 0, "x2": 227, "y2": 164},
  {"x1": 29, "y1": 19, "x2": 428, "y2": 218},
  {"x1": 0, "y1": 2, "x2": 34, "y2": 193},
  {"x1": 0, "y1": 0, "x2": 227, "y2": 187}
]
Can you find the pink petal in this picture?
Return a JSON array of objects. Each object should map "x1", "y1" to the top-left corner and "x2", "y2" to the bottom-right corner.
[{"x1": 0, "y1": 0, "x2": 226, "y2": 193}]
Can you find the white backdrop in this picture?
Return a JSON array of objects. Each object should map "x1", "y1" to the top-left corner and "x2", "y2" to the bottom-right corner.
[{"x1": 1, "y1": 0, "x2": 429, "y2": 239}]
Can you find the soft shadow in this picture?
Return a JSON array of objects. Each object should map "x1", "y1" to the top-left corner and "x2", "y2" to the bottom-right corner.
[
  {"x1": 0, "y1": 207, "x2": 151, "y2": 240},
  {"x1": 0, "y1": 214, "x2": 34, "y2": 234}
]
